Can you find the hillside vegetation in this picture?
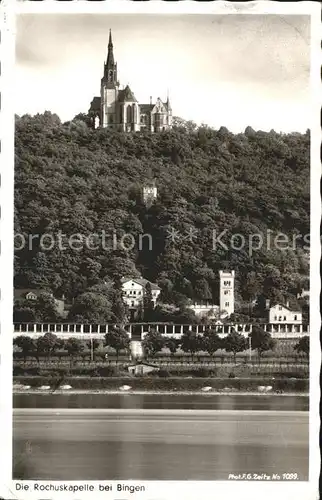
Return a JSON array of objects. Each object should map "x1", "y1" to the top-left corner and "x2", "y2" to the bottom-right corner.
[{"x1": 14, "y1": 112, "x2": 310, "y2": 322}]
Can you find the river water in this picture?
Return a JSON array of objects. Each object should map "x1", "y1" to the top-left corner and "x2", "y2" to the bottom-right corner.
[{"x1": 13, "y1": 393, "x2": 309, "y2": 480}]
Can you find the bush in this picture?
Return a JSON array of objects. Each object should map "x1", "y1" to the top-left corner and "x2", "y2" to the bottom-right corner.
[
  {"x1": 194, "y1": 368, "x2": 214, "y2": 378},
  {"x1": 158, "y1": 369, "x2": 170, "y2": 378},
  {"x1": 93, "y1": 365, "x2": 120, "y2": 377},
  {"x1": 228, "y1": 372, "x2": 236, "y2": 378}
]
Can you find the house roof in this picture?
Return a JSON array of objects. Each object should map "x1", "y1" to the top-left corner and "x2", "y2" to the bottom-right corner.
[
  {"x1": 129, "y1": 362, "x2": 159, "y2": 369},
  {"x1": 121, "y1": 277, "x2": 160, "y2": 291},
  {"x1": 118, "y1": 85, "x2": 138, "y2": 103},
  {"x1": 89, "y1": 96, "x2": 101, "y2": 112},
  {"x1": 269, "y1": 303, "x2": 302, "y2": 313}
]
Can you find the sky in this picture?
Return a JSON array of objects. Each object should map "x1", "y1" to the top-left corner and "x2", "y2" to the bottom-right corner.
[{"x1": 15, "y1": 14, "x2": 310, "y2": 133}]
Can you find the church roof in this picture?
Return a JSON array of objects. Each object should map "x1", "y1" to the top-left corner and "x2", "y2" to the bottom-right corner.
[
  {"x1": 140, "y1": 104, "x2": 154, "y2": 114},
  {"x1": 118, "y1": 85, "x2": 138, "y2": 103},
  {"x1": 89, "y1": 97, "x2": 101, "y2": 112}
]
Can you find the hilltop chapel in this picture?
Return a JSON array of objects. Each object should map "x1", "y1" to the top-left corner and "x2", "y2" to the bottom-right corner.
[{"x1": 89, "y1": 31, "x2": 173, "y2": 132}]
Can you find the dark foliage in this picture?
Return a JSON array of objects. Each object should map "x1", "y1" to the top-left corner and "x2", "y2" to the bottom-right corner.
[{"x1": 14, "y1": 113, "x2": 309, "y2": 322}]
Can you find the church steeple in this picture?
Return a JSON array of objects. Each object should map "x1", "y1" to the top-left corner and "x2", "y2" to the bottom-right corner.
[
  {"x1": 106, "y1": 30, "x2": 114, "y2": 68},
  {"x1": 103, "y1": 29, "x2": 118, "y2": 88}
]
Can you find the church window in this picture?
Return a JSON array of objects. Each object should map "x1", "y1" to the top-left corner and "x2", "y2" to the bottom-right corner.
[
  {"x1": 126, "y1": 105, "x2": 132, "y2": 123},
  {"x1": 294, "y1": 315, "x2": 297, "y2": 320},
  {"x1": 225, "y1": 302, "x2": 230, "y2": 307},
  {"x1": 132, "y1": 104, "x2": 137, "y2": 123}
]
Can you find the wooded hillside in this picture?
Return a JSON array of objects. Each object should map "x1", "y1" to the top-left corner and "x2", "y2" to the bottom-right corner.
[{"x1": 14, "y1": 112, "x2": 310, "y2": 322}]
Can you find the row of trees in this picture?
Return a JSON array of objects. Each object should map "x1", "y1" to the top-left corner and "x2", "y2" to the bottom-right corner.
[
  {"x1": 142, "y1": 327, "x2": 310, "y2": 362},
  {"x1": 13, "y1": 328, "x2": 130, "y2": 363},
  {"x1": 13, "y1": 328, "x2": 310, "y2": 365}
]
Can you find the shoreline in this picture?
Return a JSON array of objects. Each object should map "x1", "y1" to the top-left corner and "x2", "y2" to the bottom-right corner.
[{"x1": 13, "y1": 389, "x2": 309, "y2": 397}]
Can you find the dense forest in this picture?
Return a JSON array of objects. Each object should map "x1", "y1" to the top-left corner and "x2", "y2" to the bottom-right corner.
[{"x1": 14, "y1": 112, "x2": 310, "y2": 323}]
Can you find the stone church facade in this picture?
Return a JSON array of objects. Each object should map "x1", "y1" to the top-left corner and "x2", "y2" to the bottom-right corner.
[{"x1": 89, "y1": 31, "x2": 172, "y2": 132}]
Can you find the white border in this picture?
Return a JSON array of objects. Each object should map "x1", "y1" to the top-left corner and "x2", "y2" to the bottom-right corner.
[{"x1": 0, "y1": 1, "x2": 321, "y2": 499}]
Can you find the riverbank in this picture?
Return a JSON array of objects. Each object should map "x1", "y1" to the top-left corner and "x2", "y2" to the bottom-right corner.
[
  {"x1": 13, "y1": 389, "x2": 309, "y2": 397},
  {"x1": 13, "y1": 376, "x2": 309, "y2": 394}
]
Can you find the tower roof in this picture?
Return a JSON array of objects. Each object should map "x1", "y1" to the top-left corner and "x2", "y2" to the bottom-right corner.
[
  {"x1": 118, "y1": 85, "x2": 138, "y2": 103},
  {"x1": 106, "y1": 29, "x2": 115, "y2": 68}
]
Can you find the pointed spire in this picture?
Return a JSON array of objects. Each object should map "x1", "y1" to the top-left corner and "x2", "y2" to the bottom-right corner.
[
  {"x1": 166, "y1": 89, "x2": 172, "y2": 111},
  {"x1": 106, "y1": 29, "x2": 115, "y2": 68}
]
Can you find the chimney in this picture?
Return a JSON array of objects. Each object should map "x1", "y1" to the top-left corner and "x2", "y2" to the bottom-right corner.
[
  {"x1": 286, "y1": 300, "x2": 290, "y2": 308},
  {"x1": 265, "y1": 299, "x2": 270, "y2": 310},
  {"x1": 150, "y1": 96, "x2": 152, "y2": 105}
]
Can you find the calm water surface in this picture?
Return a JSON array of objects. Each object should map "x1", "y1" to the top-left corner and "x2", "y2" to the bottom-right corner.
[{"x1": 13, "y1": 394, "x2": 309, "y2": 481}]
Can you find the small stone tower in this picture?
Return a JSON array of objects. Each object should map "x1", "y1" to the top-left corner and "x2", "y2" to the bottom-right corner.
[
  {"x1": 219, "y1": 270, "x2": 235, "y2": 317},
  {"x1": 143, "y1": 180, "x2": 157, "y2": 207}
]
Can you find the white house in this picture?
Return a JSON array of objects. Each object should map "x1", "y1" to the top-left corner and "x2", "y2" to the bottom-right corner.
[
  {"x1": 268, "y1": 303, "x2": 302, "y2": 324},
  {"x1": 189, "y1": 302, "x2": 220, "y2": 319},
  {"x1": 121, "y1": 277, "x2": 160, "y2": 319}
]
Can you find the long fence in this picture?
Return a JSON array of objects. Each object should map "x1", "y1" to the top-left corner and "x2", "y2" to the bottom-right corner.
[{"x1": 13, "y1": 322, "x2": 310, "y2": 340}]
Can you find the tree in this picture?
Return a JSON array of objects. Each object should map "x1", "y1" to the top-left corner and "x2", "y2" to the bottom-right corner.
[
  {"x1": 203, "y1": 328, "x2": 222, "y2": 360},
  {"x1": 13, "y1": 335, "x2": 35, "y2": 363},
  {"x1": 65, "y1": 337, "x2": 84, "y2": 365},
  {"x1": 294, "y1": 335, "x2": 309, "y2": 359},
  {"x1": 165, "y1": 338, "x2": 178, "y2": 357},
  {"x1": 68, "y1": 292, "x2": 113, "y2": 323},
  {"x1": 104, "y1": 327, "x2": 130, "y2": 361},
  {"x1": 35, "y1": 333, "x2": 63, "y2": 361},
  {"x1": 249, "y1": 326, "x2": 276, "y2": 362},
  {"x1": 223, "y1": 330, "x2": 247, "y2": 364},
  {"x1": 13, "y1": 292, "x2": 61, "y2": 323},
  {"x1": 142, "y1": 330, "x2": 165, "y2": 358},
  {"x1": 143, "y1": 282, "x2": 155, "y2": 321},
  {"x1": 13, "y1": 303, "x2": 37, "y2": 323},
  {"x1": 180, "y1": 331, "x2": 203, "y2": 361},
  {"x1": 111, "y1": 278, "x2": 128, "y2": 324},
  {"x1": 86, "y1": 338, "x2": 101, "y2": 361},
  {"x1": 35, "y1": 292, "x2": 61, "y2": 322}
]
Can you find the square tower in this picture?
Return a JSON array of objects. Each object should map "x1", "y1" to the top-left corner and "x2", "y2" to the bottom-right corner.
[
  {"x1": 143, "y1": 182, "x2": 157, "y2": 207},
  {"x1": 219, "y1": 270, "x2": 235, "y2": 317}
]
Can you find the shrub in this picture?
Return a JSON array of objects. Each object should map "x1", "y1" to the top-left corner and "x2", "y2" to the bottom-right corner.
[
  {"x1": 94, "y1": 365, "x2": 120, "y2": 377},
  {"x1": 194, "y1": 368, "x2": 214, "y2": 378},
  {"x1": 158, "y1": 369, "x2": 170, "y2": 378}
]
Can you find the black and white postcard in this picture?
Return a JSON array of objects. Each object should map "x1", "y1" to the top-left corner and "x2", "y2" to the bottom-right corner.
[{"x1": 0, "y1": 1, "x2": 320, "y2": 499}]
